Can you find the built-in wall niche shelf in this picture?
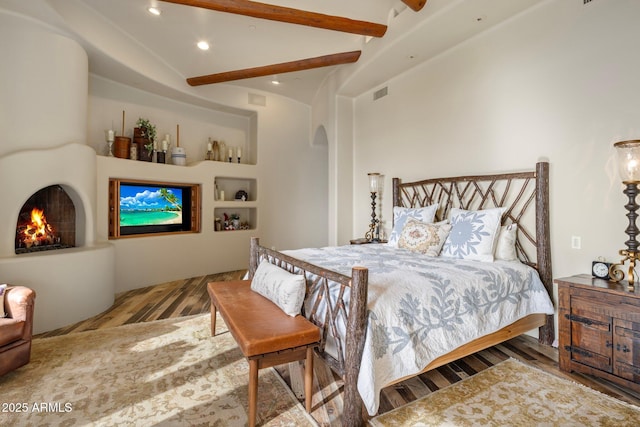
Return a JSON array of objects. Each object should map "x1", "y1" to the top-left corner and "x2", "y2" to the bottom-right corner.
[
  {"x1": 214, "y1": 207, "x2": 257, "y2": 232},
  {"x1": 215, "y1": 177, "x2": 257, "y2": 202}
]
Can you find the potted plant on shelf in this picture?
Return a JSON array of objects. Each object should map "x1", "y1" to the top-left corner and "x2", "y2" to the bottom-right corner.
[{"x1": 135, "y1": 117, "x2": 156, "y2": 162}]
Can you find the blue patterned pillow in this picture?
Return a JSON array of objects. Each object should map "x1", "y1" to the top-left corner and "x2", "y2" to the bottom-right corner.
[
  {"x1": 440, "y1": 207, "x2": 505, "y2": 262},
  {"x1": 388, "y1": 205, "x2": 438, "y2": 247}
]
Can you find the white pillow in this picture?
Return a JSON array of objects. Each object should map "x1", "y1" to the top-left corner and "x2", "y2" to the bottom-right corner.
[
  {"x1": 398, "y1": 218, "x2": 452, "y2": 257},
  {"x1": 441, "y1": 207, "x2": 505, "y2": 262},
  {"x1": 251, "y1": 260, "x2": 306, "y2": 317},
  {"x1": 495, "y1": 224, "x2": 518, "y2": 261},
  {"x1": 388, "y1": 204, "x2": 438, "y2": 247},
  {"x1": 0, "y1": 284, "x2": 7, "y2": 318}
]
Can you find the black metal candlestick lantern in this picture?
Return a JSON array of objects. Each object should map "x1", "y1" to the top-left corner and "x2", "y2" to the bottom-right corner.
[
  {"x1": 365, "y1": 173, "x2": 381, "y2": 242},
  {"x1": 610, "y1": 140, "x2": 640, "y2": 288}
]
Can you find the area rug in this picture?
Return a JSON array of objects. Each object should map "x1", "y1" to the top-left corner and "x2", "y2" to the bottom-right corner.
[
  {"x1": 370, "y1": 358, "x2": 640, "y2": 426},
  {"x1": 0, "y1": 314, "x2": 317, "y2": 426}
]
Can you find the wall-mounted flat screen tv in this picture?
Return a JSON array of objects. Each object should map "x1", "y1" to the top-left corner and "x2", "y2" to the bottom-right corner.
[{"x1": 108, "y1": 178, "x2": 201, "y2": 238}]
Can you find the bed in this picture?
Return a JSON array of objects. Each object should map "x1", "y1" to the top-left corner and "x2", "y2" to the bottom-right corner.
[{"x1": 248, "y1": 162, "x2": 555, "y2": 425}]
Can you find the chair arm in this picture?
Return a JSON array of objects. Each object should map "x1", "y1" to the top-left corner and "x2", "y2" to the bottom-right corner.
[{"x1": 5, "y1": 286, "x2": 36, "y2": 331}]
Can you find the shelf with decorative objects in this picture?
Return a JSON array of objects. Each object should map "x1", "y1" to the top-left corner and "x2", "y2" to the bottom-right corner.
[
  {"x1": 104, "y1": 138, "x2": 252, "y2": 166},
  {"x1": 103, "y1": 112, "x2": 254, "y2": 166},
  {"x1": 214, "y1": 176, "x2": 257, "y2": 231},
  {"x1": 213, "y1": 207, "x2": 257, "y2": 232},
  {"x1": 215, "y1": 177, "x2": 256, "y2": 202}
]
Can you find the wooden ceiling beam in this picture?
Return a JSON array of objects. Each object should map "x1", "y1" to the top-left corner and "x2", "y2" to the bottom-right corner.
[
  {"x1": 160, "y1": 0, "x2": 387, "y2": 37},
  {"x1": 187, "y1": 50, "x2": 362, "y2": 86},
  {"x1": 402, "y1": 0, "x2": 427, "y2": 12}
]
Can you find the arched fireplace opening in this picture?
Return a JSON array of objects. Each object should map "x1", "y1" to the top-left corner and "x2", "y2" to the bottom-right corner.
[{"x1": 15, "y1": 185, "x2": 76, "y2": 254}]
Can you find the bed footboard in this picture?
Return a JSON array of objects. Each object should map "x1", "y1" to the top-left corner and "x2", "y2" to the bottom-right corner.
[{"x1": 249, "y1": 237, "x2": 368, "y2": 426}]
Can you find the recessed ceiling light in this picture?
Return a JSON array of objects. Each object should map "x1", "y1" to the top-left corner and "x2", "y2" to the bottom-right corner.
[
  {"x1": 148, "y1": 7, "x2": 161, "y2": 16},
  {"x1": 271, "y1": 76, "x2": 280, "y2": 85},
  {"x1": 197, "y1": 41, "x2": 210, "y2": 51}
]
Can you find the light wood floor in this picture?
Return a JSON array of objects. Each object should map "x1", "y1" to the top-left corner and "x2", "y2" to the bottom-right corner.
[{"x1": 36, "y1": 271, "x2": 640, "y2": 426}]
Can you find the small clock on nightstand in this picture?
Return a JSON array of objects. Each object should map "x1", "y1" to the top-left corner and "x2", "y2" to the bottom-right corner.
[{"x1": 591, "y1": 260, "x2": 612, "y2": 280}]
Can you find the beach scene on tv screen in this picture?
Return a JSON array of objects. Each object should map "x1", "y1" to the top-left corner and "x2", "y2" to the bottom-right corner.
[{"x1": 120, "y1": 185, "x2": 183, "y2": 226}]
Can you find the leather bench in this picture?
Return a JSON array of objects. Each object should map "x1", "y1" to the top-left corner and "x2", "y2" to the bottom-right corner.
[{"x1": 207, "y1": 280, "x2": 320, "y2": 427}]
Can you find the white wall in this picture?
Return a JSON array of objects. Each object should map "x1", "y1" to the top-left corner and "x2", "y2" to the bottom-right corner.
[
  {"x1": 0, "y1": 13, "x2": 87, "y2": 156},
  {"x1": 345, "y1": 0, "x2": 640, "y2": 281}
]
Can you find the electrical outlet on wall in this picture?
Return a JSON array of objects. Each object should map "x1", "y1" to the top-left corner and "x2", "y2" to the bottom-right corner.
[{"x1": 571, "y1": 236, "x2": 581, "y2": 249}]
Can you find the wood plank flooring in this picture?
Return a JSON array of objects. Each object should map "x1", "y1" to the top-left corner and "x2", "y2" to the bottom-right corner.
[{"x1": 36, "y1": 271, "x2": 640, "y2": 426}]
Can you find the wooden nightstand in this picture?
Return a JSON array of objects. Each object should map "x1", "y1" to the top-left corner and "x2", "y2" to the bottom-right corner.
[{"x1": 556, "y1": 274, "x2": 640, "y2": 392}]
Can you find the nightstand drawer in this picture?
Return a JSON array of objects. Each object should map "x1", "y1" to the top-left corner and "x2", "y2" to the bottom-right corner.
[
  {"x1": 614, "y1": 319, "x2": 640, "y2": 370},
  {"x1": 568, "y1": 305, "x2": 612, "y2": 357},
  {"x1": 615, "y1": 361, "x2": 640, "y2": 382}
]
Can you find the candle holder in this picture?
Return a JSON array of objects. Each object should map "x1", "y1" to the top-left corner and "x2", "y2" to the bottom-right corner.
[
  {"x1": 106, "y1": 130, "x2": 114, "y2": 157},
  {"x1": 610, "y1": 140, "x2": 640, "y2": 289},
  {"x1": 364, "y1": 173, "x2": 381, "y2": 242}
]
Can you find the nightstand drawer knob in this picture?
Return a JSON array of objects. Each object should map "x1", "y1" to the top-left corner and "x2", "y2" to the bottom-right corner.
[
  {"x1": 616, "y1": 343, "x2": 631, "y2": 353},
  {"x1": 606, "y1": 340, "x2": 613, "y2": 348}
]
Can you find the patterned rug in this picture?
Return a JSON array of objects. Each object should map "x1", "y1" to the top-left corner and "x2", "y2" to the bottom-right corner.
[
  {"x1": 0, "y1": 314, "x2": 317, "y2": 426},
  {"x1": 370, "y1": 358, "x2": 640, "y2": 426}
]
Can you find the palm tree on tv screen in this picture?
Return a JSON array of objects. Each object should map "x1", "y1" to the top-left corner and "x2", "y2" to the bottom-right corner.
[{"x1": 159, "y1": 188, "x2": 182, "y2": 211}]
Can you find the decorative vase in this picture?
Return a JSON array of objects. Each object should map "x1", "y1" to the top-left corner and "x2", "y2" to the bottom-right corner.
[
  {"x1": 113, "y1": 136, "x2": 130, "y2": 159},
  {"x1": 133, "y1": 128, "x2": 152, "y2": 161},
  {"x1": 138, "y1": 145, "x2": 153, "y2": 162},
  {"x1": 218, "y1": 141, "x2": 226, "y2": 162},
  {"x1": 171, "y1": 147, "x2": 186, "y2": 166}
]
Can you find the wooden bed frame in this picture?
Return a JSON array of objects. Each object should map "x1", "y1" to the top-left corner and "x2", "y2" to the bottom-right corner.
[{"x1": 248, "y1": 161, "x2": 554, "y2": 426}]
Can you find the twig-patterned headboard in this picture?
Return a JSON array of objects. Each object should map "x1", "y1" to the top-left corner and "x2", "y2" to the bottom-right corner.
[{"x1": 392, "y1": 161, "x2": 553, "y2": 343}]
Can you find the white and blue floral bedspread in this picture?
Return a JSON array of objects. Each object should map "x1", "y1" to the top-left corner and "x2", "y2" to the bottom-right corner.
[{"x1": 282, "y1": 244, "x2": 555, "y2": 415}]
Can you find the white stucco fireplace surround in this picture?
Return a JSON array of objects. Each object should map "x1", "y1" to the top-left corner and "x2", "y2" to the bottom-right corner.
[{"x1": 0, "y1": 12, "x2": 115, "y2": 334}]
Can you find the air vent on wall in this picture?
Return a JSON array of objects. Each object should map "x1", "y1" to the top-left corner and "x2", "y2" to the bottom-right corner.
[
  {"x1": 583, "y1": 0, "x2": 593, "y2": 4},
  {"x1": 373, "y1": 86, "x2": 388, "y2": 101},
  {"x1": 248, "y1": 93, "x2": 266, "y2": 106}
]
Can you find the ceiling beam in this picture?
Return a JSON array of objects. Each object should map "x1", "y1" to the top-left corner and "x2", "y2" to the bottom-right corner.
[
  {"x1": 160, "y1": 0, "x2": 387, "y2": 37},
  {"x1": 187, "y1": 51, "x2": 362, "y2": 86},
  {"x1": 402, "y1": 0, "x2": 427, "y2": 12}
]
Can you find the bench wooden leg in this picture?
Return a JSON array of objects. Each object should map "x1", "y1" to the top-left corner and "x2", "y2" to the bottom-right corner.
[
  {"x1": 248, "y1": 359, "x2": 258, "y2": 427},
  {"x1": 210, "y1": 303, "x2": 217, "y2": 336},
  {"x1": 304, "y1": 347, "x2": 314, "y2": 413}
]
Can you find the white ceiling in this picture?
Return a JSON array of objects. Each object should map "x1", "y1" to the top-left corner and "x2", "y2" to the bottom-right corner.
[{"x1": 1, "y1": 0, "x2": 542, "y2": 105}]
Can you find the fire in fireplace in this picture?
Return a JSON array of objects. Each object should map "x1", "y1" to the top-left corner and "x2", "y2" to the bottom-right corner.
[{"x1": 15, "y1": 185, "x2": 76, "y2": 254}]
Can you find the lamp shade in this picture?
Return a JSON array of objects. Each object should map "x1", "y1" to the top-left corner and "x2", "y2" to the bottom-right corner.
[
  {"x1": 368, "y1": 173, "x2": 381, "y2": 193},
  {"x1": 615, "y1": 140, "x2": 640, "y2": 182}
]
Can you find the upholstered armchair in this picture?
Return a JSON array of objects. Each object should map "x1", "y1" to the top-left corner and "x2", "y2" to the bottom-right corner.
[{"x1": 0, "y1": 286, "x2": 36, "y2": 376}]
